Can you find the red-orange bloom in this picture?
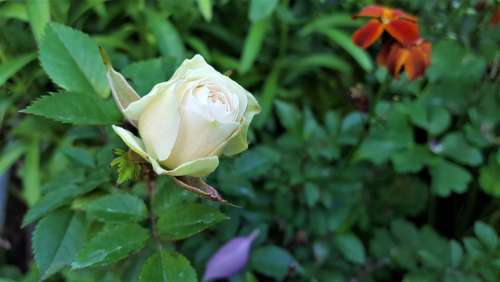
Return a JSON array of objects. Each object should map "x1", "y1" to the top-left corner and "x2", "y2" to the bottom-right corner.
[
  {"x1": 352, "y1": 5, "x2": 420, "y2": 49},
  {"x1": 491, "y1": 8, "x2": 500, "y2": 26},
  {"x1": 377, "y1": 39, "x2": 431, "y2": 80}
]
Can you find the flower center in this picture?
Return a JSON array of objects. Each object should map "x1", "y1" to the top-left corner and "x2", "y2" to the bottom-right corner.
[{"x1": 186, "y1": 84, "x2": 236, "y2": 123}]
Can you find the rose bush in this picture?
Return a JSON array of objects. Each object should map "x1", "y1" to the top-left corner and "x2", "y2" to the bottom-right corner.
[{"x1": 108, "y1": 54, "x2": 260, "y2": 177}]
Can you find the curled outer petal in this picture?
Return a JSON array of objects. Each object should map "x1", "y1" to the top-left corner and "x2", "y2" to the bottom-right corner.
[
  {"x1": 112, "y1": 126, "x2": 219, "y2": 177},
  {"x1": 352, "y1": 19, "x2": 384, "y2": 48},
  {"x1": 385, "y1": 18, "x2": 420, "y2": 46},
  {"x1": 99, "y1": 47, "x2": 141, "y2": 126},
  {"x1": 221, "y1": 92, "x2": 261, "y2": 156}
]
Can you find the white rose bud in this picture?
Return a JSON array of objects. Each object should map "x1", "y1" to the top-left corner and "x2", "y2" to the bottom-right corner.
[{"x1": 106, "y1": 54, "x2": 260, "y2": 177}]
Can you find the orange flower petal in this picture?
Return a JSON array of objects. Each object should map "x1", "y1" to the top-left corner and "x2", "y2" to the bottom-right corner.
[
  {"x1": 386, "y1": 43, "x2": 409, "y2": 79},
  {"x1": 392, "y1": 9, "x2": 418, "y2": 22},
  {"x1": 420, "y1": 41, "x2": 432, "y2": 66},
  {"x1": 385, "y1": 19, "x2": 420, "y2": 45},
  {"x1": 376, "y1": 39, "x2": 393, "y2": 66},
  {"x1": 491, "y1": 8, "x2": 500, "y2": 26},
  {"x1": 405, "y1": 46, "x2": 428, "y2": 80},
  {"x1": 352, "y1": 19, "x2": 384, "y2": 49},
  {"x1": 353, "y1": 5, "x2": 386, "y2": 18}
]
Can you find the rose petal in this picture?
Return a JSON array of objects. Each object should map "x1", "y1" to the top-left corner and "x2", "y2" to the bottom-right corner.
[
  {"x1": 138, "y1": 86, "x2": 181, "y2": 162},
  {"x1": 385, "y1": 18, "x2": 420, "y2": 46},
  {"x1": 163, "y1": 108, "x2": 239, "y2": 168},
  {"x1": 123, "y1": 82, "x2": 170, "y2": 122},
  {"x1": 203, "y1": 230, "x2": 259, "y2": 281},
  {"x1": 352, "y1": 19, "x2": 384, "y2": 49},
  {"x1": 172, "y1": 54, "x2": 219, "y2": 82},
  {"x1": 222, "y1": 92, "x2": 261, "y2": 156},
  {"x1": 160, "y1": 156, "x2": 219, "y2": 177}
]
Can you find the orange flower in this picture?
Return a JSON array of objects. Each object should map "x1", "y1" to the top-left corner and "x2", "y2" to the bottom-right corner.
[
  {"x1": 377, "y1": 39, "x2": 431, "y2": 80},
  {"x1": 491, "y1": 8, "x2": 500, "y2": 26},
  {"x1": 352, "y1": 5, "x2": 420, "y2": 49}
]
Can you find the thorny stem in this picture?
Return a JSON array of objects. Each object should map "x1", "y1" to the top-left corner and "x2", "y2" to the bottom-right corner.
[{"x1": 145, "y1": 170, "x2": 162, "y2": 251}]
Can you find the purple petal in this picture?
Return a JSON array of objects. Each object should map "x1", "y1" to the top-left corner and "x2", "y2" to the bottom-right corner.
[{"x1": 203, "y1": 230, "x2": 259, "y2": 281}]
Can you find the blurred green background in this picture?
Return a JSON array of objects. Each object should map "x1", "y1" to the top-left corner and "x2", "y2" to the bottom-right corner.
[{"x1": 0, "y1": 0, "x2": 499, "y2": 281}]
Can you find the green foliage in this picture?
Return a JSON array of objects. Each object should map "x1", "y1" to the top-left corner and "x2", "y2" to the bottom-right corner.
[
  {"x1": 33, "y1": 209, "x2": 85, "y2": 279},
  {"x1": 157, "y1": 203, "x2": 228, "y2": 240},
  {"x1": 0, "y1": 52, "x2": 36, "y2": 87},
  {"x1": 72, "y1": 223, "x2": 149, "y2": 269},
  {"x1": 22, "y1": 92, "x2": 121, "y2": 125},
  {"x1": 250, "y1": 245, "x2": 298, "y2": 280},
  {"x1": 249, "y1": 0, "x2": 278, "y2": 22},
  {"x1": 39, "y1": 23, "x2": 109, "y2": 97},
  {"x1": 26, "y1": 0, "x2": 50, "y2": 43},
  {"x1": 239, "y1": 17, "x2": 270, "y2": 74},
  {"x1": 84, "y1": 193, "x2": 147, "y2": 223},
  {"x1": 110, "y1": 149, "x2": 143, "y2": 184},
  {"x1": 22, "y1": 171, "x2": 108, "y2": 226},
  {"x1": 335, "y1": 233, "x2": 366, "y2": 264},
  {"x1": 122, "y1": 58, "x2": 174, "y2": 95},
  {"x1": 139, "y1": 251, "x2": 197, "y2": 282},
  {"x1": 146, "y1": 10, "x2": 185, "y2": 66}
]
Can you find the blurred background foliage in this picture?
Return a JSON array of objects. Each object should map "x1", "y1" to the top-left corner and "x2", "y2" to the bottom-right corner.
[{"x1": 0, "y1": 0, "x2": 499, "y2": 281}]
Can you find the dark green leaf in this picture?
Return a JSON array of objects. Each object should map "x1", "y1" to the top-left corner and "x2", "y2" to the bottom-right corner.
[
  {"x1": 23, "y1": 173, "x2": 108, "y2": 226},
  {"x1": 479, "y1": 155, "x2": 500, "y2": 197},
  {"x1": 157, "y1": 203, "x2": 228, "y2": 240},
  {"x1": 39, "y1": 23, "x2": 109, "y2": 97},
  {"x1": 239, "y1": 18, "x2": 270, "y2": 74},
  {"x1": 26, "y1": 0, "x2": 50, "y2": 43},
  {"x1": 249, "y1": 0, "x2": 278, "y2": 22},
  {"x1": 33, "y1": 210, "x2": 85, "y2": 279},
  {"x1": 319, "y1": 29, "x2": 372, "y2": 72},
  {"x1": 335, "y1": 233, "x2": 366, "y2": 264},
  {"x1": 122, "y1": 58, "x2": 174, "y2": 95},
  {"x1": 407, "y1": 102, "x2": 450, "y2": 135},
  {"x1": 440, "y1": 132, "x2": 482, "y2": 166},
  {"x1": 391, "y1": 146, "x2": 432, "y2": 173},
  {"x1": 85, "y1": 193, "x2": 147, "y2": 223},
  {"x1": 21, "y1": 139, "x2": 40, "y2": 206},
  {"x1": 197, "y1": 0, "x2": 212, "y2": 21},
  {"x1": 139, "y1": 251, "x2": 197, "y2": 282},
  {"x1": 0, "y1": 52, "x2": 36, "y2": 87},
  {"x1": 22, "y1": 91, "x2": 121, "y2": 125},
  {"x1": 0, "y1": 144, "x2": 25, "y2": 177},
  {"x1": 72, "y1": 224, "x2": 149, "y2": 269},
  {"x1": 429, "y1": 158, "x2": 471, "y2": 196},
  {"x1": 251, "y1": 245, "x2": 297, "y2": 280},
  {"x1": 146, "y1": 10, "x2": 185, "y2": 65},
  {"x1": 473, "y1": 222, "x2": 498, "y2": 251}
]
